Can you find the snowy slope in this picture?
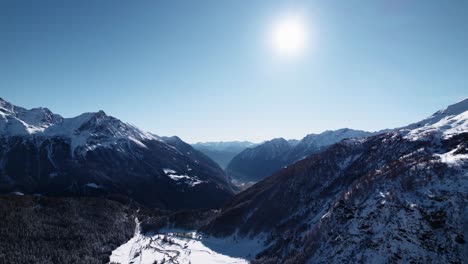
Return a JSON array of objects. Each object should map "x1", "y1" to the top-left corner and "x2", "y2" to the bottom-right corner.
[
  {"x1": 0, "y1": 98, "x2": 62, "y2": 135},
  {"x1": 296, "y1": 128, "x2": 374, "y2": 150},
  {"x1": 203, "y1": 98, "x2": 468, "y2": 264},
  {"x1": 286, "y1": 128, "x2": 378, "y2": 162},
  {"x1": 0, "y1": 98, "x2": 159, "y2": 156},
  {"x1": 0, "y1": 98, "x2": 234, "y2": 209},
  {"x1": 110, "y1": 220, "x2": 265, "y2": 264},
  {"x1": 403, "y1": 97, "x2": 468, "y2": 130},
  {"x1": 401, "y1": 98, "x2": 468, "y2": 141},
  {"x1": 226, "y1": 129, "x2": 377, "y2": 183}
]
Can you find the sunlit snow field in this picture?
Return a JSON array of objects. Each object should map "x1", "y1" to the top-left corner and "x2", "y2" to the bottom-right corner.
[{"x1": 110, "y1": 221, "x2": 265, "y2": 264}]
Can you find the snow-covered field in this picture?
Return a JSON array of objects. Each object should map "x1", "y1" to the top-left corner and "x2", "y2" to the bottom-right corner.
[{"x1": 110, "y1": 220, "x2": 264, "y2": 264}]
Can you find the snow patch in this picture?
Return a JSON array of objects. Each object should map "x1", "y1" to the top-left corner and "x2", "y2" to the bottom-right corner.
[
  {"x1": 404, "y1": 110, "x2": 468, "y2": 141},
  {"x1": 128, "y1": 136, "x2": 148, "y2": 149},
  {"x1": 321, "y1": 211, "x2": 331, "y2": 220},
  {"x1": 434, "y1": 148, "x2": 468, "y2": 166},
  {"x1": 163, "y1": 168, "x2": 177, "y2": 174},
  {"x1": 166, "y1": 173, "x2": 206, "y2": 187}
]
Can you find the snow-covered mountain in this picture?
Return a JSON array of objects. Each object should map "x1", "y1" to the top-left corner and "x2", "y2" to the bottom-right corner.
[
  {"x1": 286, "y1": 128, "x2": 379, "y2": 162},
  {"x1": 192, "y1": 141, "x2": 256, "y2": 153},
  {"x1": 0, "y1": 98, "x2": 158, "y2": 155},
  {"x1": 0, "y1": 98, "x2": 234, "y2": 210},
  {"x1": 192, "y1": 141, "x2": 256, "y2": 169},
  {"x1": 226, "y1": 129, "x2": 378, "y2": 182},
  {"x1": 401, "y1": 97, "x2": 468, "y2": 139},
  {"x1": 203, "y1": 98, "x2": 468, "y2": 263}
]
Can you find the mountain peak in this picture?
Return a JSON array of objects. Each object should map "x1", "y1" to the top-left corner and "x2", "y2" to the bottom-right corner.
[
  {"x1": 300, "y1": 128, "x2": 374, "y2": 148},
  {"x1": 403, "y1": 97, "x2": 468, "y2": 132},
  {"x1": 0, "y1": 98, "x2": 14, "y2": 111},
  {"x1": 0, "y1": 99, "x2": 161, "y2": 156},
  {"x1": 162, "y1": 135, "x2": 183, "y2": 143},
  {"x1": 96, "y1": 110, "x2": 107, "y2": 117},
  {"x1": 266, "y1": 137, "x2": 288, "y2": 145},
  {"x1": 260, "y1": 138, "x2": 291, "y2": 152},
  {"x1": 403, "y1": 98, "x2": 468, "y2": 141},
  {"x1": 433, "y1": 97, "x2": 468, "y2": 116}
]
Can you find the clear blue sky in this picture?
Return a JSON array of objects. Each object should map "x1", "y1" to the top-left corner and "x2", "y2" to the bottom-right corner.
[{"x1": 1, "y1": 0, "x2": 467, "y2": 143}]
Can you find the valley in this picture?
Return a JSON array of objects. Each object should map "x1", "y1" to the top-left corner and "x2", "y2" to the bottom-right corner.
[
  {"x1": 1, "y1": 97, "x2": 467, "y2": 264},
  {"x1": 1, "y1": 99, "x2": 467, "y2": 264}
]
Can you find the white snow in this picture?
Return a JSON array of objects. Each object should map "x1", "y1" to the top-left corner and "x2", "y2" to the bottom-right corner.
[
  {"x1": 404, "y1": 111, "x2": 468, "y2": 141},
  {"x1": 0, "y1": 99, "x2": 161, "y2": 157},
  {"x1": 401, "y1": 98, "x2": 468, "y2": 141},
  {"x1": 109, "y1": 221, "x2": 263, "y2": 264},
  {"x1": 321, "y1": 211, "x2": 331, "y2": 220},
  {"x1": 434, "y1": 148, "x2": 468, "y2": 166},
  {"x1": 163, "y1": 168, "x2": 177, "y2": 174},
  {"x1": 167, "y1": 174, "x2": 192, "y2": 181},
  {"x1": 0, "y1": 100, "x2": 61, "y2": 136},
  {"x1": 163, "y1": 169, "x2": 205, "y2": 187},
  {"x1": 166, "y1": 173, "x2": 206, "y2": 187},
  {"x1": 128, "y1": 136, "x2": 148, "y2": 149},
  {"x1": 378, "y1": 191, "x2": 389, "y2": 198}
]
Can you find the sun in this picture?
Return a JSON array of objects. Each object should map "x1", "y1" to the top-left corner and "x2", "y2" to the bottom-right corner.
[{"x1": 270, "y1": 14, "x2": 308, "y2": 58}]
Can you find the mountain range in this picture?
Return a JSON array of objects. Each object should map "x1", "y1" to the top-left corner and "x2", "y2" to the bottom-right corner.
[
  {"x1": 0, "y1": 98, "x2": 234, "y2": 210},
  {"x1": 202, "y1": 98, "x2": 468, "y2": 263},
  {"x1": 1, "y1": 97, "x2": 466, "y2": 264},
  {"x1": 226, "y1": 128, "x2": 383, "y2": 182},
  {"x1": 192, "y1": 141, "x2": 256, "y2": 169}
]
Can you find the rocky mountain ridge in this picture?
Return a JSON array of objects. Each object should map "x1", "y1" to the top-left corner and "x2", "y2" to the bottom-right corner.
[{"x1": 0, "y1": 98, "x2": 234, "y2": 210}]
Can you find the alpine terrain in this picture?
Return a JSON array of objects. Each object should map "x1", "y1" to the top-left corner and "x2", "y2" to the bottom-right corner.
[
  {"x1": 0, "y1": 98, "x2": 234, "y2": 210},
  {"x1": 202, "y1": 98, "x2": 468, "y2": 263},
  {"x1": 226, "y1": 129, "x2": 379, "y2": 183}
]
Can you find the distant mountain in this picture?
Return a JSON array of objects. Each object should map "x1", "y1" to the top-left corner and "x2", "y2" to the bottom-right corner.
[
  {"x1": 286, "y1": 128, "x2": 379, "y2": 162},
  {"x1": 226, "y1": 129, "x2": 378, "y2": 182},
  {"x1": 287, "y1": 139, "x2": 300, "y2": 147},
  {"x1": 0, "y1": 98, "x2": 234, "y2": 210},
  {"x1": 202, "y1": 98, "x2": 468, "y2": 263},
  {"x1": 226, "y1": 138, "x2": 294, "y2": 182},
  {"x1": 192, "y1": 141, "x2": 256, "y2": 169}
]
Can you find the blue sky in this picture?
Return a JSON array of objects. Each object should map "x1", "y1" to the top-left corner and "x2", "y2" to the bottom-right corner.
[{"x1": 1, "y1": 0, "x2": 467, "y2": 143}]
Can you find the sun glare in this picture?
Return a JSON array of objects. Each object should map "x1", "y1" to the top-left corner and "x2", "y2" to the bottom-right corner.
[{"x1": 271, "y1": 14, "x2": 308, "y2": 58}]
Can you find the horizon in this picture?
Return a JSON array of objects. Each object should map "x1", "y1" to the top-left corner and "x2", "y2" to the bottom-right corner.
[
  {"x1": 1, "y1": 95, "x2": 466, "y2": 145},
  {"x1": 1, "y1": 0, "x2": 467, "y2": 143}
]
